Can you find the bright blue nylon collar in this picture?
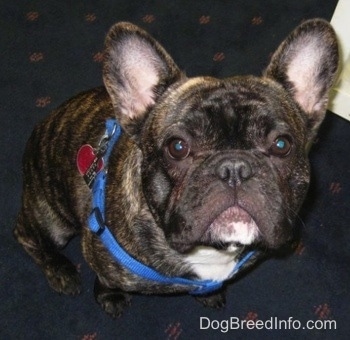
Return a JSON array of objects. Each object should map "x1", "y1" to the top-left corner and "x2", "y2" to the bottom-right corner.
[{"x1": 87, "y1": 119, "x2": 256, "y2": 295}]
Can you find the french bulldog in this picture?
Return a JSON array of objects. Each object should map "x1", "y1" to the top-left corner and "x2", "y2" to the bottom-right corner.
[{"x1": 14, "y1": 19, "x2": 338, "y2": 317}]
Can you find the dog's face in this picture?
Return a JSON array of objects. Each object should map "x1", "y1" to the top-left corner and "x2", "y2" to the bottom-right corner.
[
  {"x1": 141, "y1": 76, "x2": 310, "y2": 253},
  {"x1": 103, "y1": 21, "x2": 338, "y2": 254}
]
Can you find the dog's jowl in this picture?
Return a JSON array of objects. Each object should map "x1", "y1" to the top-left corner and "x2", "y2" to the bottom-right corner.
[{"x1": 14, "y1": 19, "x2": 338, "y2": 317}]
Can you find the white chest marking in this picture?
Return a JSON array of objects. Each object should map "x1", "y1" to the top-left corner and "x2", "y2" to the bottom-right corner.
[{"x1": 184, "y1": 245, "x2": 239, "y2": 281}]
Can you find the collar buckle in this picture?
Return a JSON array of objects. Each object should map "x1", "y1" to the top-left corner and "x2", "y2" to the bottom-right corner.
[{"x1": 88, "y1": 208, "x2": 105, "y2": 236}]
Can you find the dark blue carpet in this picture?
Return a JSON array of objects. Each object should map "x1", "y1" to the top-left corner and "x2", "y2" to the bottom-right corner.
[{"x1": 2, "y1": 1, "x2": 349, "y2": 339}]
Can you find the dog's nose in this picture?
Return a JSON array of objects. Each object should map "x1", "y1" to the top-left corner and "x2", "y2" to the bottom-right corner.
[{"x1": 216, "y1": 158, "x2": 253, "y2": 186}]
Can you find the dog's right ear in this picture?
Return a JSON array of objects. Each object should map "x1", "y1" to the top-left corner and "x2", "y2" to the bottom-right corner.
[
  {"x1": 103, "y1": 22, "x2": 183, "y2": 137},
  {"x1": 264, "y1": 19, "x2": 339, "y2": 139}
]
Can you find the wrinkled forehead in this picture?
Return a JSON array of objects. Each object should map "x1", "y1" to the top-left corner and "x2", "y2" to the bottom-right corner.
[{"x1": 151, "y1": 76, "x2": 305, "y2": 143}]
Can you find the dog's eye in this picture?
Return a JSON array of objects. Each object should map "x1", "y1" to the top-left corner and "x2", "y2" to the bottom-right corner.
[
  {"x1": 167, "y1": 138, "x2": 190, "y2": 160},
  {"x1": 269, "y1": 136, "x2": 292, "y2": 157}
]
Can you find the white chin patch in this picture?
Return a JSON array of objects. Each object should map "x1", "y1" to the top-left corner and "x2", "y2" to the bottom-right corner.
[{"x1": 209, "y1": 206, "x2": 259, "y2": 245}]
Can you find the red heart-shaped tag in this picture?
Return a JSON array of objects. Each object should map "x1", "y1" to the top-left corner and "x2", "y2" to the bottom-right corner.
[{"x1": 76, "y1": 144, "x2": 104, "y2": 175}]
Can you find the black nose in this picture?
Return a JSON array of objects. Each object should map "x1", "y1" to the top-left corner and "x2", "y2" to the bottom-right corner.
[{"x1": 216, "y1": 158, "x2": 253, "y2": 185}]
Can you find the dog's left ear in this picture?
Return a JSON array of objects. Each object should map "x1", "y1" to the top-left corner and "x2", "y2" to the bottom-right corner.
[
  {"x1": 103, "y1": 22, "x2": 183, "y2": 137},
  {"x1": 265, "y1": 19, "x2": 339, "y2": 137}
]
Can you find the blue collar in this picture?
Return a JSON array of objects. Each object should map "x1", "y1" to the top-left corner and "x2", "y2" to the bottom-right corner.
[{"x1": 86, "y1": 119, "x2": 255, "y2": 295}]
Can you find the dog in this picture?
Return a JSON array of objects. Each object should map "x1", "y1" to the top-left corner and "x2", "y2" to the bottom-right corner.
[{"x1": 14, "y1": 19, "x2": 338, "y2": 317}]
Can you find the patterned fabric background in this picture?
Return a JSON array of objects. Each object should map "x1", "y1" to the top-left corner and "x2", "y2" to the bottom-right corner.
[{"x1": 1, "y1": 0, "x2": 349, "y2": 339}]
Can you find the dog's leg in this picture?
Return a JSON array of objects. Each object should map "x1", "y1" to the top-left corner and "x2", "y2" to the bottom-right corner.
[
  {"x1": 195, "y1": 288, "x2": 227, "y2": 309},
  {"x1": 94, "y1": 277, "x2": 132, "y2": 318},
  {"x1": 14, "y1": 209, "x2": 81, "y2": 295}
]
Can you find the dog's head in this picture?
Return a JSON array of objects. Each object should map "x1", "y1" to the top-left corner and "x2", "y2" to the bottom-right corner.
[{"x1": 103, "y1": 20, "x2": 338, "y2": 253}]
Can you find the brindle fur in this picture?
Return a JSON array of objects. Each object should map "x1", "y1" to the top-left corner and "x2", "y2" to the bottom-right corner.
[{"x1": 14, "y1": 20, "x2": 338, "y2": 317}]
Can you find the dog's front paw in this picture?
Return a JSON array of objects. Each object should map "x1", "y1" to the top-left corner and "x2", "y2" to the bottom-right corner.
[
  {"x1": 44, "y1": 259, "x2": 81, "y2": 295},
  {"x1": 94, "y1": 277, "x2": 132, "y2": 318},
  {"x1": 195, "y1": 289, "x2": 226, "y2": 309}
]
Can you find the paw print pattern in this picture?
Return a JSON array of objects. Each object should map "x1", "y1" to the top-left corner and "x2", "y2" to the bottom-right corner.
[
  {"x1": 329, "y1": 182, "x2": 342, "y2": 195},
  {"x1": 142, "y1": 14, "x2": 156, "y2": 23},
  {"x1": 294, "y1": 241, "x2": 305, "y2": 255},
  {"x1": 81, "y1": 333, "x2": 97, "y2": 340},
  {"x1": 251, "y1": 16, "x2": 263, "y2": 25},
  {"x1": 85, "y1": 13, "x2": 97, "y2": 22},
  {"x1": 213, "y1": 52, "x2": 225, "y2": 62},
  {"x1": 244, "y1": 311, "x2": 259, "y2": 321},
  {"x1": 35, "y1": 97, "x2": 51, "y2": 108},
  {"x1": 26, "y1": 11, "x2": 39, "y2": 21},
  {"x1": 29, "y1": 52, "x2": 44, "y2": 62},
  {"x1": 199, "y1": 15, "x2": 211, "y2": 24},
  {"x1": 314, "y1": 303, "x2": 333, "y2": 320},
  {"x1": 165, "y1": 321, "x2": 182, "y2": 340},
  {"x1": 92, "y1": 52, "x2": 104, "y2": 63}
]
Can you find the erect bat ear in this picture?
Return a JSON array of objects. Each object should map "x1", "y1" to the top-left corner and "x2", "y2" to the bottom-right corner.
[
  {"x1": 103, "y1": 22, "x2": 184, "y2": 137},
  {"x1": 265, "y1": 19, "x2": 339, "y2": 138}
]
